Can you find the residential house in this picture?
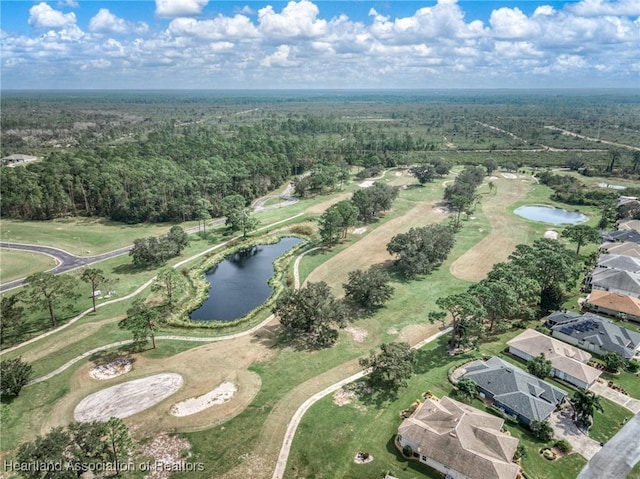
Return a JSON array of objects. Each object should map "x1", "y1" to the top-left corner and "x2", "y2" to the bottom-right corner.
[
  {"x1": 602, "y1": 230, "x2": 640, "y2": 244},
  {"x1": 546, "y1": 310, "x2": 581, "y2": 328},
  {"x1": 600, "y1": 242, "x2": 640, "y2": 259},
  {"x1": 550, "y1": 312, "x2": 640, "y2": 359},
  {"x1": 618, "y1": 219, "x2": 640, "y2": 233},
  {"x1": 585, "y1": 290, "x2": 640, "y2": 323},
  {"x1": 587, "y1": 268, "x2": 640, "y2": 298},
  {"x1": 595, "y1": 254, "x2": 640, "y2": 274},
  {"x1": 507, "y1": 329, "x2": 601, "y2": 389},
  {"x1": 461, "y1": 357, "x2": 566, "y2": 426},
  {"x1": 396, "y1": 395, "x2": 519, "y2": 479}
]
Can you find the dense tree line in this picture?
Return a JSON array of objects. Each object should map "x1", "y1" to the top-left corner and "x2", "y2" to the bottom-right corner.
[
  {"x1": 432, "y1": 238, "x2": 581, "y2": 351},
  {"x1": 443, "y1": 165, "x2": 485, "y2": 229}
]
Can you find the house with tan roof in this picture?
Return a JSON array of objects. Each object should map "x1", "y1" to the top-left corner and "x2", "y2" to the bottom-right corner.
[
  {"x1": 396, "y1": 396, "x2": 519, "y2": 479},
  {"x1": 618, "y1": 219, "x2": 640, "y2": 233},
  {"x1": 507, "y1": 329, "x2": 601, "y2": 389},
  {"x1": 585, "y1": 290, "x2": 640, "y2": 323},
  {"x1": 600, "y1": 242, "x2": 640, "y2": 259}
]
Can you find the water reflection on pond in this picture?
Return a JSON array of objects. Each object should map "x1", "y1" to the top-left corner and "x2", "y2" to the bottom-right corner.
[
  {"x1": 513, "y1": 205, "x2": 589, "y2": 225},
  {"x1": 190, "y1": 237, "x2": 302, "y2": 321}
]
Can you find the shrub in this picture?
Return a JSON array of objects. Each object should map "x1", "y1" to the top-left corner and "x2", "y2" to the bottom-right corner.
[
  {"x1": 626, "y1": 360, "x2": 640, "y2": 373},
  {"x1": 530, "y1": 420, "x2": 554, "y2": 442},
  {"x1": 553, "y1": 439, "x2": 572, "y2": 453},
  {"x1": 513, "y1": 443, "x2": 527, "y2": 460},
  {"x1": 402, "y1": 445, "x2": 413, "y2": 458},
  {"x1": 290, "y1": 224, "x2": 315, "y2": 236}
]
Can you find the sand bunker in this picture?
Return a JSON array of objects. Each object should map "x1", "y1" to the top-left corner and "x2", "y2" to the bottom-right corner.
[
  {"x1": 501, "y1": 172, "x2": 518, "y2": 179},
  {"x1": 89, "y1": 357, "x2": 132, "y2": 380},
  {"x1": 358, "y1": 180, "x2": 375, "y2": 188},
  {"x1": 170, "y1": 381, "x2": 237, "y2": 417},
  {"x1": 544, "y1": 230, "x2": 559, "y2": 239},
  {"x1": 352, "y1": 227, "x2": 367, "y2": 235},
  {"x1": 74, "y1": 373, "x2": 183, "y2": 422}
]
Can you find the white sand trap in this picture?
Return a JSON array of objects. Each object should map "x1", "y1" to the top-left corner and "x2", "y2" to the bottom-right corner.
[
  {"x1": 544, "y1": 230, "x2": 559, "y2": 239},
  {"x1": 358, "y1": 180, "x2": 374, "y2": 188},
  {"x1": 74, "y1": 373, "x2": 183, "y2": 422},
  {"x1": 89, "y1": 357, "x2": 132, "y2": 380},
  {"x1": 170, "y1": 382, "x2": 237, "y2": 417},
  {"x1": 352, "y1": 227, "x2": 367, "y2": 235},
  {"x1": 501, "y1": 172, "x2": 518, "y2": 179},
  {"x1": 395, "y1": 172, "x2": 403, "y2": 177},
  {"x1": 490, "y1": 176, "x2": 499, "y2": 180}
]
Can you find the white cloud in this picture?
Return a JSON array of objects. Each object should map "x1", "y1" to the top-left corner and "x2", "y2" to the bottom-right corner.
[
  {"x1": 168, "y1": 15, "x2": 258, "y2": 40},
  {"x1": 89, "y1": 9, "x2": 149, "y2": 35},
  {"x1": 260, "y1": 45, "x2": 299, "y2": 66},
  {"x1": 29, "y1": 3, "x2": 76, "y2": 28},
  {"x1": 569, "y1": 0, "x2": 640, "y2": 16},
  {"x1": 155, "y1": 0, "x2": 209, "y2": 18},
  {"x1": 80, "y1": 59, "x2": 112, "y2": 70},
  {"x1": 258, "y1": 0, "x2": 327, "y2": 39},
  {"x1": 490, "y1": 7, "x2": 540, "y2": 38}
]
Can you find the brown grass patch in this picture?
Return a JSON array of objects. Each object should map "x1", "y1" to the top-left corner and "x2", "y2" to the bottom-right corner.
[
  {"x1": 449, "y1": 178, "x2": 534, "y2": 282},
  {"x1": 305, "y1": 201, "x2": 446, "y2": 296}
]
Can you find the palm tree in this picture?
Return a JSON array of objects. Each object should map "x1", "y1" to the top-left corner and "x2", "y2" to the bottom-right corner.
[
  {"x1": 572, "y1": 390, "x2": 604, "y2": 431},
  {"x1": 488, "y1": 181, "x2": 495, "y2": 194}
]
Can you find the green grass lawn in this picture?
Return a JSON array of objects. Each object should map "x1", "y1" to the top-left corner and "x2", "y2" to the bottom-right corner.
[
  {"x1": 0, "y1": 218, "x2": 200, "y2": 256},
  {"x1": 0, "y1": 249, "x2": 58, "y2": 283},
  {"x1": 285, "y1": 336, "x2": 588, "y2": 479}
]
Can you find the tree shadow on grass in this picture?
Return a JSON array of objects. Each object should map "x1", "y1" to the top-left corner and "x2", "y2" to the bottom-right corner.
[
  {"x1": 87, "y1": 350, "x2": 136, "y2": 368},
  {"x1": 111, "y1": 262, "x2": 157, "y2": 275}
]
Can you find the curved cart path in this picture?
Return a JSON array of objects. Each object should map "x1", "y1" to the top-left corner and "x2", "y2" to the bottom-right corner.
[
  {"x1": 22, "y1": 238, "x2": 310, "y2": 385},
  {"x1": 1, "y1": 212, "x2": 303, "y2": 357},
  {"x1": 0, "y1": 187, "x2": 298, "y2": 293}
]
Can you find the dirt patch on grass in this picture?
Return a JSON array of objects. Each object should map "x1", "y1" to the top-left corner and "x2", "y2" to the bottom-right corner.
[
  {"x1": 345, "y1": 326, "x2": 368, "y2": 343},
  {"x1": 306, "y1": 201, "x2": 446, "y2": 296},
  {"x1": 449, "y1": 177, "x2": 534, "y2": 282},
  {"x1": 89, "y1": 356, "x2": 132, "y2": 380},
  {"x1": 333, "y1": 388, "x2": 356, "y2": 406},
  {"x1": 138, "y1": 432, "x2": 192, "y2": 479},
  {"x1": 74, "y1": 373, "x2": 184, "y2": 422}
]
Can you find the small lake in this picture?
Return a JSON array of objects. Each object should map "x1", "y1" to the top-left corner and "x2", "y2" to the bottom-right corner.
[
  {"x1": 190, "y1": 237, "x2": 302, "y2": 322},
  {"x1": 513, "y1": 205, "x2": 589, "y2": 225}
]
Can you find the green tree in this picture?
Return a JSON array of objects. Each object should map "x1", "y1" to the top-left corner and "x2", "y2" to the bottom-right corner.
[
  {"x1": 118, "y1": 299, "x2": 159, "y2": 349},
  {"x1": 435, "y1": 293, "x2": 485, "y2": 350},
  {"x1": 226, "y1": 208, "x2": 260, "y2": 237},
  {"x1": 0, "y1": 295, "x2": 25, "y2": 344},
  {"x1": 527, "y1": 353, "x2": 553, "y2": 379},
  {"x1": 409, "y1": 164, "x2": 437, "y2": 184},
  {"x1": 456, "y1": 377, "x2": 479, "y2": 402},
  {"x1": 80, "y1": 267, "x2": 107, "y2": 313},
  {"x1": 318, "y1": 206, "x2": 343, "y2": 246},
  {"x1": 572, "y1": 390, "x2": 604, "y2": 430},
  {"x1": 343, "y1": 268, "x2": 395, "y2": 311},
  {"x1": 449, "y1": 194, "x2": 474, "y2": 230},
  {"x1": 484, "y1": 158, "x2": 498, "y2": 175},
  {"x1": 166, "y1": 225, "x2": 190, "y2": 255},
  {"x1": 602, "y1": 351, "x2": 626, "y2": 373},
  {"x1": 0, "y1": 356, "x2": 33, "y2": 397},
  {"x1": 351, "y1": 189, "x2": 374, "y2": 222},
  {"x1": 219, "y1": 194, "x2": 246, "y2": 216},
  {"x1": 606, "y1": 149, "x2": 621, "y2": 173},
  {"x1": 509, "y1": 239, "x2": 582, "y2": 307},
  {"x1": 470, "y1": 279, "x2": 520, "y2": 333},
  {"x1": 529, "y1": 420, "x2": 554, "y2": 441},
  {"x1": 152, "y1": 267, "x2": 184, "y2": 304},
  {"x1": 16, "y1": 426, "x2": 75, "y2": 479},
  {"x1": 359, "y1": 342, "x2": 415, "y2": 397},
  {"x1": 332, "y1": 200, "x2": 359, "y2": 238},
  {"x1": 104, "y1": 417, "x2": 133, "y2": 467},
  {"x1": 195, "y1": 197, "x2": 212, "y2": 236},
  {"x1": 23, "y1": 272, "x2": 80, "y2": 328},
  {"x1": 387, "y1": 224, "x2": 455, "y2": 278},
  {"x1": 273, "y1": 282, "x2": 347, "y2": 348},
  {"x1": 561, "y1": 225, "x2": 602, "y2": 255}
]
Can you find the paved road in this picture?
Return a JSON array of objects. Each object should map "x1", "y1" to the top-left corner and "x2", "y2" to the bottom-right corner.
[
  {"x1": 0, "y1": 185, "x2": 298, "y2": 293},
  {"x1": 577, "y1": 412, "x2": 640, "y2": 479}
]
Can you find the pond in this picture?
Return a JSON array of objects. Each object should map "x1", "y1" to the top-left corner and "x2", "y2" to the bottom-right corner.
[
  {"x1": 513, "y1": 205, "x2": 589, "y2": 225},
  {"x1": 190, "y1": 237, "x2": 302, "y2": 322}
]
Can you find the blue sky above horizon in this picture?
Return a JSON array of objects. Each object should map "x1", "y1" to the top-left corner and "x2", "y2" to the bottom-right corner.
[{"x1": 1, "y1": 0, "x2": 638, "y2": 89}]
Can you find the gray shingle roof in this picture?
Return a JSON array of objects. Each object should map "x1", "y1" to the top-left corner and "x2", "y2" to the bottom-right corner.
[
  {"x1": 590, "y1": 269, "x2": 640, "y2": 296},
  {"x1": 462, "y1": 357, "x2": 566, "y2": 423},
  {"x1": 597, "y1": 254, "x2": 640, "y2": 274},
  {"x1": 604, "y1": 230, "x2": 640, "y2": 244},
  {"x1": 551, "y1": 312, "x2": 640, "y2": 359}
]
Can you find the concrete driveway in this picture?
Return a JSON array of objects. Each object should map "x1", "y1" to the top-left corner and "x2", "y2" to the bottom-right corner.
[
  {"x1": 549, "y1": 408, "x2": 601, "y2": 460},
  {"x1": 590, "y1": 381, "x2": 640, "y2": 414}
]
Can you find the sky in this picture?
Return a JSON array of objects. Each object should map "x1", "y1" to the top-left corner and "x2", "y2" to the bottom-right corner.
[{"x1": 1, "y1": 0, "x2": 639, "y2": 89}]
